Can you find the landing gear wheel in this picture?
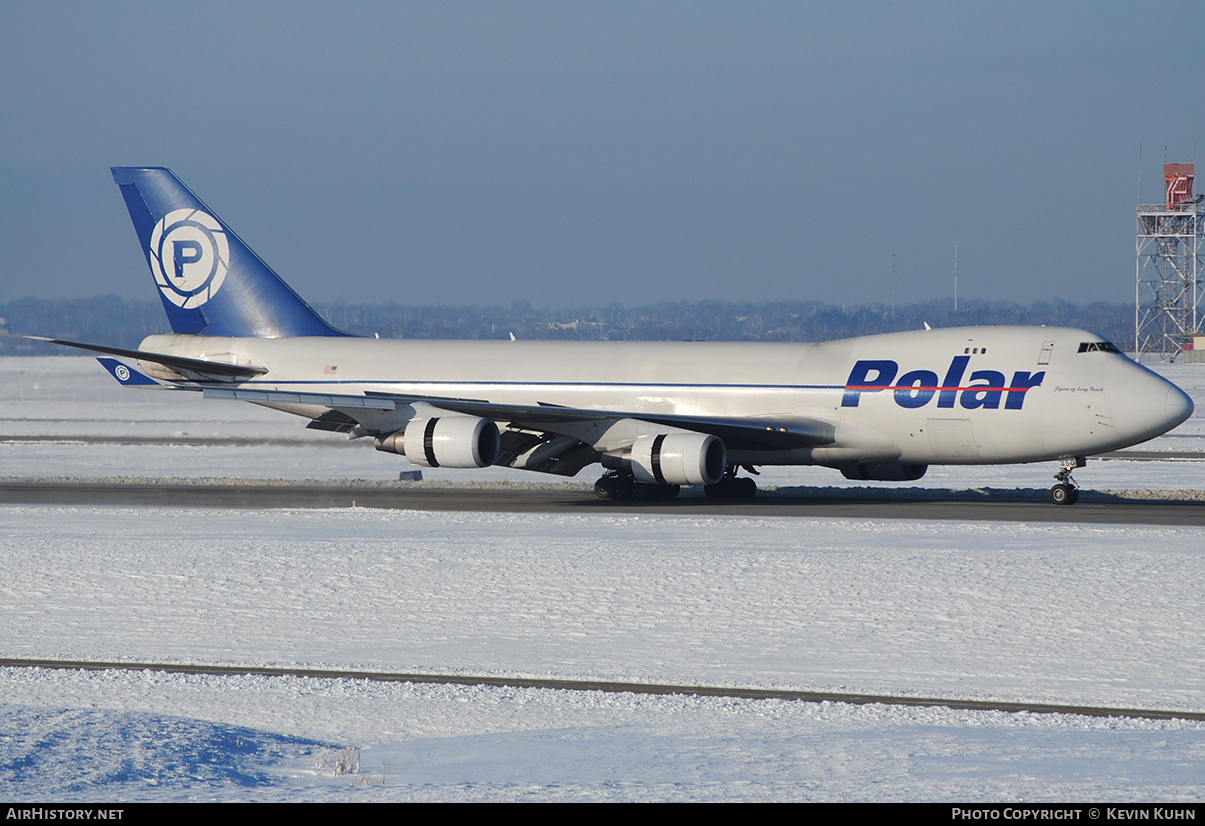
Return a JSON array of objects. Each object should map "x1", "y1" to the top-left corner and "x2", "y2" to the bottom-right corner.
[
  {"x1": 611, "y1": 476, "x2": 634, "y2": 500},
  {"x1": 1050, "y1": 483, "x2": 1077, "y2": 505},
  {"x1": 704, "y1": 474, "x2": 758, "y2": 499},
  {"x1": 594, "y1": 478, "x2": 614, "y2": 499},
  {"x1": 633, "y1": 483, "x2": 659, "y2": 501}
]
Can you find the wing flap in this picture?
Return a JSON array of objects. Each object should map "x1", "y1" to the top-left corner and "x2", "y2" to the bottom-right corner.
[{"x1": 201, "y1": 386, "x2": 397, "y2": 409}]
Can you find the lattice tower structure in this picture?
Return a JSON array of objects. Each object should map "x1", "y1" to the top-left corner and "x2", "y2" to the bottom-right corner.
[{"x1": 1135, "y1": 163, "x2": 1204, "y2": 360}]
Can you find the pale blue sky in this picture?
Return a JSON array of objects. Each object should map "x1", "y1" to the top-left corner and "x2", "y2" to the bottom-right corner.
[{"x1": 2, "y1": 1, "x2": 1201, "y2": 309}]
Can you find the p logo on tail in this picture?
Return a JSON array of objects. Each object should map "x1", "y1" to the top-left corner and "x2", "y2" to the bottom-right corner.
[{"x1": 148, "y1": 208, "x2": 230, "y2": 309}]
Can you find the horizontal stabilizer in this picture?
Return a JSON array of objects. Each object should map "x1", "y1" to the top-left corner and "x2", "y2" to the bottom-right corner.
[
  {"x1": 95, "y1": 357, "x2": 162, "y2": 387},
  {"x1": 26, "y1": 336, "x2": 268, "y2": 380}
]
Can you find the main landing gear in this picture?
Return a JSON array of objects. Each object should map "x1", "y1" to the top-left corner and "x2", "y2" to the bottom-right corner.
[
  {"x1": 592, "y1": 465, "x2": 760, "y2": 501},
  {"x1": 704, "y1": 465, "x2": 758, "y2": 499},
  {"x1": 1050, "y1": 456, "x2": 1086, "y2": 506},
  {"x1": 593, "y1": 471, "x2": 680, "y2": 501}
]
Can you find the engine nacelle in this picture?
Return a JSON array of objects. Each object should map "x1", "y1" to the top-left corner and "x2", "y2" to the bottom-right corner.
[
  {"x1": 622, "y1": 433, "x2": 727, "y2": 486},
  {"x1": 838, "y1": 462, "x2": 928, "y2": 482},
  {"x1": 375, "y1": 415, "x2": 501, "y2": 468}
]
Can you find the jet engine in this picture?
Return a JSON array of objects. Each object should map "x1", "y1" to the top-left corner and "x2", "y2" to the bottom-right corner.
[
  {"x1": 838, "y1": 462, "x2": 928, "y2": 482},
  {"x1": 375, "y1": 415, "x2": 501, "y2": 468},
  {"x1": 605, "y1": 433, "x2": 727, "y2": 486}
]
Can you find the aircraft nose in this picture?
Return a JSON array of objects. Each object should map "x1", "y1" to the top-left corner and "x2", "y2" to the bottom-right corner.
[
  {"x1": 1104, "y1": 360, "x2": 1194, "y2": 446},
  {"x1": 1165, "y1": 382, "x2": 1194, "y2": 430}
]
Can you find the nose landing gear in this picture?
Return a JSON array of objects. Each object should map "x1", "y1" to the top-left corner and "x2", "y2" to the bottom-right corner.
[{"x1": 1050, "y1": 456, "x2": 1086, "y2": 505}]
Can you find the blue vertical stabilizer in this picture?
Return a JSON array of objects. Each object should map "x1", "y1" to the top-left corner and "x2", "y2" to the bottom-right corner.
[{"x1": 111, "y1": 167, "x2": 349, "y2": 338}]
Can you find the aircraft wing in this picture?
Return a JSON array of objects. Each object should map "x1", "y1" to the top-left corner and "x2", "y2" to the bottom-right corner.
[
  {"x1": 380, "y1": 397, "x2": 834, "y2": 450},
  {"x1": 201, "y1": 386, "x2": 835, "y2": 451}
]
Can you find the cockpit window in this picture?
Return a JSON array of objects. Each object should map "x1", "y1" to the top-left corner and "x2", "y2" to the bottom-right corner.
[{"x1": 1077, "y1": 341, "x2": 1121, "y2": 354}]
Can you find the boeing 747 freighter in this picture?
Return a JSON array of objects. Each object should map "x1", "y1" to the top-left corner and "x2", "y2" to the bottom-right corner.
[{"x1": 34, "y1": 168, "x2": 1195, "y2": 505}]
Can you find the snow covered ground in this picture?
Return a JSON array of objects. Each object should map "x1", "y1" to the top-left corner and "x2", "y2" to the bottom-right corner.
[
  {"x1": 2, "y1": 356, "x2": 1204, "y2": 801},
  {"x1": 7, "y1": 669, "x2": 1205, "y2": 802}
]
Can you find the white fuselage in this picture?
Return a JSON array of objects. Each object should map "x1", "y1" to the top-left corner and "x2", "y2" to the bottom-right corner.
[{"x1": 138, "y1": 325, "x2": 1193, "y2": 469}]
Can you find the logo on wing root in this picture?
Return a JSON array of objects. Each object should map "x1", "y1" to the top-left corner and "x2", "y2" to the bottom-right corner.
[{"x1": 148, "y1": 209, "x2": 230, "y2": 308}]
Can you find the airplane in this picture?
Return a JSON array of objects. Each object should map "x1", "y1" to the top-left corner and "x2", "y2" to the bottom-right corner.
[{"x1": 33, "y1": 167, "x2": 1195, "y2": 505}]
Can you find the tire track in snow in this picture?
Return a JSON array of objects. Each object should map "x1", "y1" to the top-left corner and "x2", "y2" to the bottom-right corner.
[{"x1": 3, "y1": 658, "x2": 1203, "y2": 722}]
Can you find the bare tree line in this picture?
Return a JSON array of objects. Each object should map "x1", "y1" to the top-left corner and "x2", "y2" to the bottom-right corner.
[{"x1": 1, "y1": 295, "x2": 1132, "y2": 354}]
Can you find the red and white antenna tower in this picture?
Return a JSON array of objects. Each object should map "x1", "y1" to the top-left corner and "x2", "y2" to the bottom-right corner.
[{"x1": 1135, "y1": 162, "x2": 1205, "y2": 360}]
